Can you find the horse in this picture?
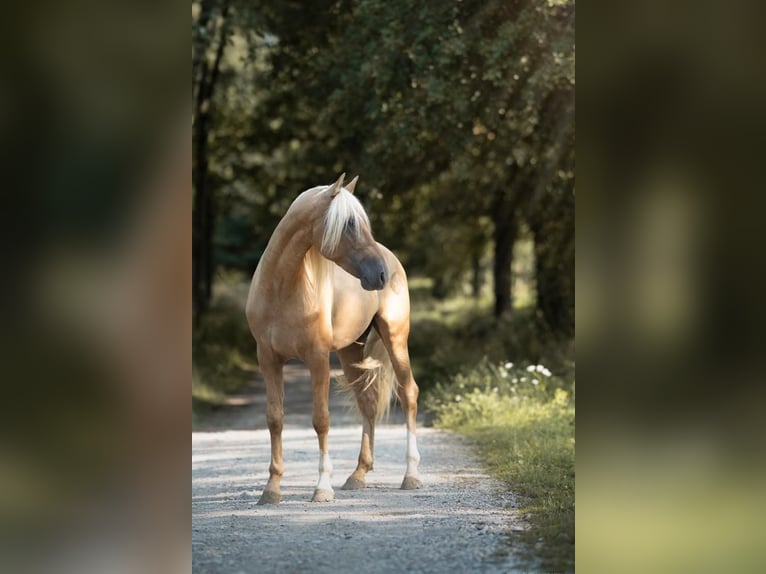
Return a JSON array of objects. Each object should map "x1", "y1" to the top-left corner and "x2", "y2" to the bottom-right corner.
[{"x1": 245, "y1": 173, "x2": 422, "y2": 504}]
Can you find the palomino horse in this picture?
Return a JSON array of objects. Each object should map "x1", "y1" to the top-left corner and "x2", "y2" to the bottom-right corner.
[{"x1": 245, "y1": 173, "x2": 421, "y2": 504}]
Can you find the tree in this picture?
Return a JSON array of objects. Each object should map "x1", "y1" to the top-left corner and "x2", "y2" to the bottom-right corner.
[
  {"x1": 193, "y1": 0, "x2": 232, "y2": 317},
  {"x1": 193, "y1": 0, "x2": 575, "y2": 333},
  {"x1": 312, "y1": 0, "x2": 575, "y2": 319}
]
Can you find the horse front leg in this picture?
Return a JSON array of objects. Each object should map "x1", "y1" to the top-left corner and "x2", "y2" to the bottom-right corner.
[
  {"x1": 307, "y1": 353, "x2": 334, "y2": 502},
  {"x1": 257, "y1": 348, "x2": 286, "y2": 505}
]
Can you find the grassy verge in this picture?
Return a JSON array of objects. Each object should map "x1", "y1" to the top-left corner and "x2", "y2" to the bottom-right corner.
[
  {"x1": 425, "y1": 360, "x2": 575, "y2": 573},
  {"x1": 407, "y1": 278, "x2": 574, "y2": 392},
  {"x1": 192, "y1": 271, "x2": 259, "y2": 421}
]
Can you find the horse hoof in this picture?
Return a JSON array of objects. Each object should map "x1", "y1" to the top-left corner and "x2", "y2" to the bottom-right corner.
[
  {"x1": 400, "y1": 476, "x2": 422, "y2": 490},
  {"x1": 311, "y1": 488, "x2": 335, "y2": 502},
  {"x1": 257, "y1": 490, "x2": 281, "y2": 505},
  {"x1": 341, "y1": 476, "x2": 366, "y2": 490}
]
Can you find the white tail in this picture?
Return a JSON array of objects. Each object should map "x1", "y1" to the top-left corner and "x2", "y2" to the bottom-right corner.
[{"x1": 337, "y1": 328, "x2": 398, "y2": 421}]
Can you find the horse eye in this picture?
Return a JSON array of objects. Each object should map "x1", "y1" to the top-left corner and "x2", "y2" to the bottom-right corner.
[{"x1": 344, "y1": 219, "x2": 357, "y2": 234}]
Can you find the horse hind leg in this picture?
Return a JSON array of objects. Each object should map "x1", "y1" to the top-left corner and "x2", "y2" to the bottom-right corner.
[
  {"x1": 374, "y1": 317, "x2": 422, "y2": 490},
  {"x1": 336, "y1": 342, "x2": 377, "y2": 490}
]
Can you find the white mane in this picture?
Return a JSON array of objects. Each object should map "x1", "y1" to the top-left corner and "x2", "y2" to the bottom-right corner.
[{"x1": 320, "y1": 186, "x2": 371, "y2": 254}]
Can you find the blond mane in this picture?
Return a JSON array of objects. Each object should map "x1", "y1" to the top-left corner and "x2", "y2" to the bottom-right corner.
[
  {"x1": 302, "y1": 245, "x2": 333, "y2": 311},
  {"x1": 320, "y1": 187, "x2": 371, "y2": 255},
  {"x1": 300, "y1": 184, "x2": 371, "y2": 310}
]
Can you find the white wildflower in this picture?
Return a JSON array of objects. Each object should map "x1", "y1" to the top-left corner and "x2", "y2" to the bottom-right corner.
[
  {"x1": 504, "y1": 362, "x2": 514, "y2": 369},
  {"x1": 500, "y1": 371, "x2": 508, "y2": 378},
  {"x1": 526, "y1": 365, "x2": 536, "y2": 373},
  {"x1": 534, "y1": 365, "x2": 552, "y2": 377},
  {"x1": 532, "y1": 379, "x2": 539, "y2": 385}
]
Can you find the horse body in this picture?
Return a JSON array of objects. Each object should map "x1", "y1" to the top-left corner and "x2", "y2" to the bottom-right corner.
[
  {"x1": 328, "y1": 265, "x2": 380, "y2": 348},
  {"x1": 246, "y1": 174, "x2": 421, "y2": 504}
]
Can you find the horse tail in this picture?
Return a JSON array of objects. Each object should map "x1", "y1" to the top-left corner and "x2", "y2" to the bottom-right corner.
[
  {"x1": 338, "y1": 327, "x2": 398, "y2": 421},
  {"x1": 363, "y1": 328, "x2": 398, "y2": 420}
]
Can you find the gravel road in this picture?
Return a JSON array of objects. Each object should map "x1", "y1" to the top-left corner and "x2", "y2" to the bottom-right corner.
[{"x1": 192, "y1": 361, "x2": 525, "y2": 574}]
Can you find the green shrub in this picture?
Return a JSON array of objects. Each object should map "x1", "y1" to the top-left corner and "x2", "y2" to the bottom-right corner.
[
  {"x1": 408, "y1": 295, "x2": 574, "y2": 392},
  {"x1": 424, "y1": 358, "x2": 573, "y2": 417},
  {"x1": 192, "y1": 272, "x2": 258, "y2": 406}
]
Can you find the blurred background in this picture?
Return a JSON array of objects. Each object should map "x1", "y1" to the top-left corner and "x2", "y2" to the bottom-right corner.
[
  {"x1": 1, "y1": 1, "x2": 188, "y2": 573},
  {"x1": 578, "y1": 1, "x2": 766, "y2": 572}
]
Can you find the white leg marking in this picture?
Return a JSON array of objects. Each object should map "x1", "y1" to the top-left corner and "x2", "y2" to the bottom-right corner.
[
  {"x1": 405, "y1": 430, "x2": 421, "y2": 478},
  {"x1": 316, "y1": 452, "x2": 334, "y2": 491}
]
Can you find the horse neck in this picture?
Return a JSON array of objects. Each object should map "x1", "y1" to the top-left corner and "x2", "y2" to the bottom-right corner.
[{"x1": 259, "y1": 206, "x2": 330, "y2": 301}]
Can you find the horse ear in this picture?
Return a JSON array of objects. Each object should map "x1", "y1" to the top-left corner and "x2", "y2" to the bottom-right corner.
[
  {"x1": 329, "y1": 172, "x2": 346, "y2": 197},
  {"x1": 345, "y1": 175, "x2": 359, "y2": 194}
]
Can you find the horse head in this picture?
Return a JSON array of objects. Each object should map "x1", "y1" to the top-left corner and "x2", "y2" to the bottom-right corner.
[{"x1": 315, "y1": 173, "x2": 389, "y2": 291}]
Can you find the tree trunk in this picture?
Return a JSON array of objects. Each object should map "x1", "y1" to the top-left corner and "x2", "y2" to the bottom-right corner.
[
  {"x1": 493, "y1": 209, "x2": 516, "y2": 319},
  {"x1": 192, "y1": 0, "x2": 215, "y2": 104},
  {"x1": 531, "y1": 204, "x2": 574, "y2": 336},
  {"x1": 192, "y1": 1, "x2": 230, "y2": 319},
  {"x1": 471, "y1": 252, "x2": 482, "y2": 299},
  {"x1": 192, "y1": 115, "x2": 212, "y2": 317}
]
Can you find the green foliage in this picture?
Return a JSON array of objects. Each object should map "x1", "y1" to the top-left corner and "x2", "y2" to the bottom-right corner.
[
  {"x1": 426, "y1": 359, "x2": 575, "y2": 573},
  {"x1": 317, "y1": 0, "x2": 575, "y2": 314},
  {"x1": 424, "y1": 359, "x2": 573, "y2": 422},
  {"x1": 213, "y1": 212, "x2": 263, "y2": 271},
  {"x1": 192, "y1": 271, "x2": 258, "y2": 407},
  {"x1": 408, "y1": 288, "x2": 574, "y2": 392},
  {"x1": 192, "y1": 0, "x2": 574, "y2": 326}
]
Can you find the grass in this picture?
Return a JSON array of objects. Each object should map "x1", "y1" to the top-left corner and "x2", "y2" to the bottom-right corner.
[
  {"x1": 425, "y1": 360, "x2": 575, "y2": 573},
  {"x1": 407, "y1": 277, "x2": 574, "y2": 392},
  {"x1": 192, "y1": 270, "x2": 259, "y2": 417}
]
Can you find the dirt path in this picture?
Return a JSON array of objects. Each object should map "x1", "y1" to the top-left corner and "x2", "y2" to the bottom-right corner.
[{"x1": 192, "y1": 361, "x2": 525, "y2": 573}]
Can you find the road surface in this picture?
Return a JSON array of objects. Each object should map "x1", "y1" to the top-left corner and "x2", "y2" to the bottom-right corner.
[{"x1": 192, "y1": 360, "x2": 525, "y2": 573}]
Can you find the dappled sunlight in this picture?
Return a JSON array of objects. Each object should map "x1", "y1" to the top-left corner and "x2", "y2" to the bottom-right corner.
[{"x1": 196, "y1": 500, "x2": 501, "y2": 523}]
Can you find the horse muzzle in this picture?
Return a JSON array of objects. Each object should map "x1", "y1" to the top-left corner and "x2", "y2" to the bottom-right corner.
[{"x1": 359, "y1": 259, "x2": 389, "y2": 291}]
